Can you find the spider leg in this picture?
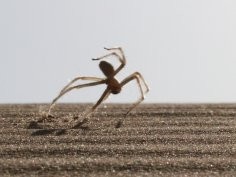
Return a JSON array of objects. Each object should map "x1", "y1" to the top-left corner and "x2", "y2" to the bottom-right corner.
[
  {"x1": 133, "y1": 72, "x2": 149, "y2": 94},
  {"x1": 116, "y1": 72, "x2": 149, "y2": 128},
  {"x1": 40, "y1": 80, "x2": 106, "y2": 122},
  {"x1": 72, "y1": 88, "x2": 111, "y2": 128},
  {"x1": 121, "y1": 72, "x2": 149, "y2": 116},
  {"x1": 92, "y1": 47, "x2": 126, "y2": 76},
  {"x1": 60, "y1": 76, "x2": 104, "y2": 94},
  {"x1": 104, "y1": 47, "x2": 125, "y2": 57}
]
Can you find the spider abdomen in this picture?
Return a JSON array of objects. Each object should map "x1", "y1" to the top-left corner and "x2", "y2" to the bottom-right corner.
[
  {"x1": 106, "y1": 78, "x2": 121, "y2": 94},
  {"x1": 99, "y1": 61, "x2": 115, "y2": 77}
]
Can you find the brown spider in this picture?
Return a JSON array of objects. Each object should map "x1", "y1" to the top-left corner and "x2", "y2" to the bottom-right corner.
[{"x1": 43, "y1": 47, "x2": 149, "y2": 128}]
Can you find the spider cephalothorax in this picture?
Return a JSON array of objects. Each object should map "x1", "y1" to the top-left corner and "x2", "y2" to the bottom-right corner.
[{"x1": 41, "y1": 47, "x2": 149, "y2": 128}]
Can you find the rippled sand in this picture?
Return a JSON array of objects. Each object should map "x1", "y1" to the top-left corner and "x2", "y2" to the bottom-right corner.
[{"x1": 0, "y1": 104, "x2": 236, "y2": 176}]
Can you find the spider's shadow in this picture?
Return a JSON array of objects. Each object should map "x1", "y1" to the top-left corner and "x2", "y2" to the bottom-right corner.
[{"x1": 27, "y1": 121, "x2": 90, "y2": 136}]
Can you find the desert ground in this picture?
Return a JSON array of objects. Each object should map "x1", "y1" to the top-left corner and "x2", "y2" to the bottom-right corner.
[{"x1": 0, "y1": 103, "x2": 236, "y2": 176}]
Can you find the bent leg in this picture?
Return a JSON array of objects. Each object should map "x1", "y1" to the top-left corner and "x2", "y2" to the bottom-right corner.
[
  {"x1": 60, "y1": 76, "x2": 104, "y2": 94},
  {"x1": 72, "y1": 88, "x2": 111, "y2": 128},
  {"x1": 38, "y1": 80, "x2": 106, "y2": 122},
  {"x1": 92, "y1": 47, "x2": 126, "y2": 76},
  {"x1": 116, "y1": 72, "x2": 149, "y2": 128}
]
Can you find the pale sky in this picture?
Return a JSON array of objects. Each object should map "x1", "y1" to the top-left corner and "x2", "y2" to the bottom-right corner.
[{"x1": 1, "y1": 0, "x2": 236, "y2": 103}]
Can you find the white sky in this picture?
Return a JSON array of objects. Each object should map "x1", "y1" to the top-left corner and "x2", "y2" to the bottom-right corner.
[{"x1": 1, "y1": 0, "x2": 236, "y2": 103}]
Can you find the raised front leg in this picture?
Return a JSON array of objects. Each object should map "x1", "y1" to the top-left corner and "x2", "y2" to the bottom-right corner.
[{"x1": 92, "y1": 47, "x2": 126, "y2": 77}]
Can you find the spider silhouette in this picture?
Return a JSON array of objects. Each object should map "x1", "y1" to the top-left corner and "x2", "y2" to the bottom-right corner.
[{"x1": 43, "y1": 47, "x2": 149, "y2": 128}]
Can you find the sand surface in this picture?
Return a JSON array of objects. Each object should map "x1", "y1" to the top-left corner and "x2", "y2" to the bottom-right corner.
[{"x1": 0, "y1": 103, "x2": 236, "y2": 176}]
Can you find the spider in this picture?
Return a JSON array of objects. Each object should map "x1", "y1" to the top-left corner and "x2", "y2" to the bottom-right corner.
[{"x1": 42, "y1": 47, "x2": 149, "y2": 128}]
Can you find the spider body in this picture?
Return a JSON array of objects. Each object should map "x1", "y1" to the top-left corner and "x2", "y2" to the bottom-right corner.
[
  {"x1": 43, "y1": 47, "x2": 149, "y2": 128},
  {"x1": 106, "y1": 77, "x2": 121, "y2": 94},
  {"x1": 99, "y1": 60, "x2": 122, "y2": 94}
]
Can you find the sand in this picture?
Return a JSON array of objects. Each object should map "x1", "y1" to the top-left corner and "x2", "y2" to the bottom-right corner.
[{"x1": 0, "y1": 103, "x2": 236, "y2": 176}]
